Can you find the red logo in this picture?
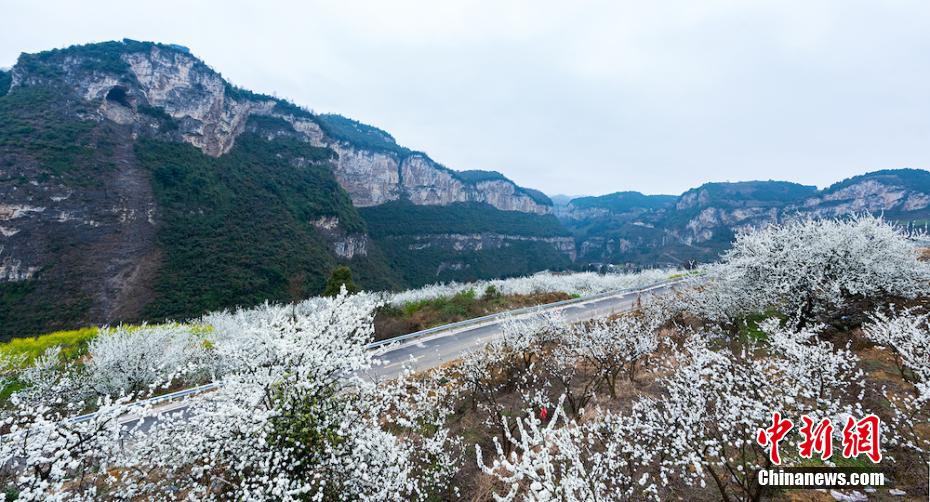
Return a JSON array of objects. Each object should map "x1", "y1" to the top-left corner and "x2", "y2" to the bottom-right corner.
[
  {"x1": 757, "y1": 412, "x2": 794, "y2": 465},
  {"x1": 758, "y1": 413, "x2": 882, "y2": 465},
  {"x1": 841, "y1": 415, "x2": 882, "y2": 463},
  {"x1": 798, "y1": 415, "x2": 834, "y2": 460}
]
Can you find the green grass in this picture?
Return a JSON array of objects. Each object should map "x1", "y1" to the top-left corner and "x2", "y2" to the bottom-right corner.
[
  {"x1": 403, "y1": 290, "x2": 479, "y2": 318},
  {"x1": 737, "y1": 309, "x2": 787, "y2": 341},
  {"x1": 376, "y1": 289, "x2": 573, "y2": 341}
]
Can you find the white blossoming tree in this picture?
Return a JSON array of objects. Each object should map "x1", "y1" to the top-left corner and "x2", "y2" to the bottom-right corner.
[
  {"x1": 694, "y1": 215, "x2": 930, "y2": 329},
  {"x1": 566, "y1": 313, "x2": 661, "y2": 397},
  {"x1": 476, "y1": 398, "x2": 659, "y2": 501},
  {"x1": 864, "y1": 308, "x2": 930, "y2": 462},
  {"x1": 85, "y1": 323, "x2": 213, "y2": 396},
  {"x1": 624, "y1": 322, "x2": 861, "y2": 502},
  {"x1": 1, "y1": 290, "x2": 459, "y2": 500}
]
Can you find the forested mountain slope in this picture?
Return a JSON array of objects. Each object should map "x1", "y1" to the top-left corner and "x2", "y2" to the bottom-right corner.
[{"x1": 0, "y1": 40, "x2": 568, "y2": 338}]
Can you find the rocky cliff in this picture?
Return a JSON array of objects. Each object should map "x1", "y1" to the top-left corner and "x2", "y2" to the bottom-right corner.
[
  {"x1": 9, "y1": 41, "x2": 550, "y2": 214},
  {"x1": 0, "y1": 40, "x2": 569, "y2": 339},
  {"x1": 561, "y1": 170, "x2": 930, "y2": 267}
]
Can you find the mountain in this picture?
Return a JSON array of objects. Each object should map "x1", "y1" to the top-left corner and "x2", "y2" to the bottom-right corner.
[
  {"x1": 549, "y1": 194, "x2": 588, "y2": 206},
  {"x1": 0, "y1": 40, "x2": 571, "y2": 339},
  {"x1": 560, "y1": 171, "x2": 930, "y2": 267}
]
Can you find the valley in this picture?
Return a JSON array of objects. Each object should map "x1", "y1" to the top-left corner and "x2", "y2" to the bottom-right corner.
[{"x1": 3, "y1": 40, "x2": 930, "y2": 340}]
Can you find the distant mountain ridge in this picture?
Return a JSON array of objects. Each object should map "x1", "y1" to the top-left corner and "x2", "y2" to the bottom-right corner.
[{"x1": 559, "y1": 169, "x2": 930, "y2": 267}]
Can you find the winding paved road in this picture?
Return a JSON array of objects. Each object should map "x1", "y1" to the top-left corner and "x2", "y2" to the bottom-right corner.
[
  {"x1": 104, "y1": 280, "x2": 680, "y2": 430},
  {"x1": 363, "y1": 281, "x2": 676, "y2": 380}
]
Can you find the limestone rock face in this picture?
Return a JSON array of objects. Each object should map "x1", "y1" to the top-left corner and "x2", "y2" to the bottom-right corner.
[
  {"x1": 396, "y1": 155, "x2": 548, "y2": 213},
  {"x1": 124, "y1": 48, "x2": 276, "y2": 156},
  {"x1": 400, "y1": 155, "x2": 465, "y2": 206},
  {"x1": 473, "y1": 180, "x2": 549, "y2": 214},
  {"x1": 802, "y1": 179, "x2": 930, "y2": 216},
  {"x1": 11, "y1": 42, "x2": 550, "y2": 214},
  {"x1": 332, "y1": 145, "x2": 402, "y2": 206},
  {"x1": 311, "y1": 216, "x2": 369, "y2": 259},
  {"x1": 402, "y1": 233, "x2": 576, "y2": 261},
  {"x1": 557, "y1": 206, "x2": 610, "y2": 221}
]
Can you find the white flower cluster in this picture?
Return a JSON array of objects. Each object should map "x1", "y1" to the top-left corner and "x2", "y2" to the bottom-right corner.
[
  {"x1": 12, "y1": 323, "x2": 211, "y2": 413},
  {"x1": 864, "y1": 308, "x2": 930, "y2": 461},
  {"x1": 477, "y1": 398, "x2": 659, "y2": 502},
  {"x1": 0, "y1": 290, "x2": 460, "y2": 500},
  {"x1": 85, "y1": 323, "x2": 213, "y2": 396},
  {"x1": 388, "y1": 268, "x2": 679, "y2": 307},
  {"x1": 478, "y1": 319, "x2": 865, "y2": 501},
  {"x1": 685, "y1": 215, "x2": 930, "y2": 328},
  {"x1": 470, "y1": 310, "x2": 666, "y2": 500}
]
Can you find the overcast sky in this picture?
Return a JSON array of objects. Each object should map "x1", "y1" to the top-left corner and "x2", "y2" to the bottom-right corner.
[{"x1": 3, "y1": 0, "x2": 929, "y2": 196}]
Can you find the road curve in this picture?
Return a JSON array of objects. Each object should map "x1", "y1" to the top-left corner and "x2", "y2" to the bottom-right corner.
[{"x1": 362, "y1": 281, "x2": 676, "y2": 381}]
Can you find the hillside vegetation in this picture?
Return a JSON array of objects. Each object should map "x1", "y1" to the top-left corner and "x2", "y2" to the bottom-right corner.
[
  {"x1": 0, "y1": 40, "x2": 568, "y2": 339},
  {"x1": 137, "y1": 135, "x2": 366, "y2": 320},
  {"x1": 362, "y1": 201, "x2": 567, "y2": 237},
  {"x1": 362, "y1": 202, "x2": 573, "y2": 286}
]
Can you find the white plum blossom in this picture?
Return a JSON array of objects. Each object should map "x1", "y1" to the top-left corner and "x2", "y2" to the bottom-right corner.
[
  {"x1": 863, "y1": 308, "x2": 930, "y2": 462},
  {"x1": 628, "y1": 325, "x2": 863, "y2": 502},
  {"x1": 113, "y1": 290, "x2": 459, "y2": 501},
  {"x1": 388, "y1": 268, "x2": 680, "y2": 307},
  {"x1": 0, "y1": 390, "x2": 145, "y2": 501},
  {"x1": 689, "y1": 215, "x2": 930, "y2": 328},
  {"x1": 85, "y1": 323, "x2": 213, "y2": 396},
  {"x1": 477, "y1": 398, "x2": 659, "y2": 502},
  {"x1": 1, "y1": 290, "x2": 459, "y2": 500},
  {"x1": 494, "y1": 310, "x2": 569, "y2": 371},
  {"x1": 762, "y1": 319, "x2": 865, "y2": 419},
  {"x1": 565, "y1": 313, "x2": 661, "y2": 396}
]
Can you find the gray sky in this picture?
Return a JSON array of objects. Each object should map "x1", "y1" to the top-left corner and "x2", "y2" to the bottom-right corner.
[{"x1": 3, "y1": 0, "x2": 929, "y2": 196}]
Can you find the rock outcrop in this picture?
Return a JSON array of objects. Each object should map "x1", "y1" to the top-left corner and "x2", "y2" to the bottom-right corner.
[
  {"x1": 311, "y1": 216, "x2": 369, "y2": 259},
  {"x1": 403, "y1": 233, "x2": 576, "y2": 261},
  {"x1": 10, "y1": 41, "x2": 550, "y2": 215},
  {"x1": 0, "y1": 40, "x2": 570, "y2": 338}
]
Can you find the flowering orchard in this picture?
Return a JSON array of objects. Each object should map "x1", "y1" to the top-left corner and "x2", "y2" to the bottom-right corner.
[
  {"x1": 0, "y1": 216, "x2": 929, "y2": 500},
  {"x1": 0, "y1": 293, "x2": 460, "y2": 500},
  {"x1": 387, "y1": 268, "x2": 679, "y2": 307}
]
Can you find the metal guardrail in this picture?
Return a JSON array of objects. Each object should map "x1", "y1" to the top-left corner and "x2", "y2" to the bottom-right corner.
[
  {"x1": 365, "y1": 278, "x2": 683, "y2": 350},
  {"x1": 66, "y1": 277, "x2": 687, "y2": 424},
  {"x1": 66, "y1": 382, "x2": 221, "y2": 424}
]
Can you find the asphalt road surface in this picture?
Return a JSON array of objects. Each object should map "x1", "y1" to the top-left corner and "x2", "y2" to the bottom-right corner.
[{"x1": 362, "y1": 281, "x2": 675, "y2": 380}]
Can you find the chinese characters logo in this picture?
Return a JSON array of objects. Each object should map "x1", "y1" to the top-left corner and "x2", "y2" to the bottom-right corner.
[{"x1": 756, "y1": 412, "x2": 882, "y2": 465}]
